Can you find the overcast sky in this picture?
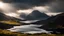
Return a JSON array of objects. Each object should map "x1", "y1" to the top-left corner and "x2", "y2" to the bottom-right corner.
[{"x1": 0, "y1": 0, "x2": 64, "y2": 18}]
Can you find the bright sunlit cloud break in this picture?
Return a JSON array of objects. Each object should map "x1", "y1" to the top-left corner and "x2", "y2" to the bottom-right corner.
[
  {"x1": 0, "y1": 1, "x2": 16, "y2": 13},
  {"x1": 5, "y1": 13, "x2": 19, "y2": 17},
  {"x1": 0, "y1": 1, "x2": 4, "y2": 7},
  {"x1": 17, "y1": 9, "x2": 33, "y2": 14}
]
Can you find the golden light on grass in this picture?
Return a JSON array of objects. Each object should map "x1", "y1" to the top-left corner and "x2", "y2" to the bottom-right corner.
[
  {"x1": 0, "y1": 21, "x2": 20, "y2": 25},
  {"x1": 0, "y1": 29, "x2": 64, "y2": 36}
]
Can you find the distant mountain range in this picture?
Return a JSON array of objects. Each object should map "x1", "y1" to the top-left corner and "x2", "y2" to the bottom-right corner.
[{"x1": 20, "y1": 10, "x2": 49, "y2": 20}]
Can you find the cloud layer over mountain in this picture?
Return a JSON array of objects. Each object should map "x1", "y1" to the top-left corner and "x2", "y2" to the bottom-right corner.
[
  {"x1": 0, "y1": 0, "x2": 64, "y2": 18},
  {"x1": 1, "y1": 0, "x2": 64, "y2": 12}
]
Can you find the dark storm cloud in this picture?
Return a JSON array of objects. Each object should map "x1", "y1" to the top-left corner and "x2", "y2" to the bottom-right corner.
[
  {"x1": 1, "y1": 0, "x2": 53, "y2": 9},
  {"x1": 10, "y1": 3, "x2": 33, "y2": 9},
  {"x1": 48, "y1": 0, "x2": 64, "y2": 12},
  {"x1": 3, "y1": 0, "x2": 52, "y2": 5},
  {"x1": 1, "y1": 0, "x2": 64, "y2": 12}
]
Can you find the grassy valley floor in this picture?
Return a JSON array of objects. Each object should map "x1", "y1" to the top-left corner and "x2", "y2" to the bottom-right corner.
[
  {"x1": 0, "y1": 20, "x2": 64, "y2": 36},
  {"x1": 0, "y1": 29, "x2": 64, "y2": 36}
]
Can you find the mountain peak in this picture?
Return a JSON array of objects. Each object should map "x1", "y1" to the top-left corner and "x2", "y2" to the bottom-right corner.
[
  {"x1": 25, "y1": 10, "x2": 49, "y2": 20},
  {"x1": 31, "y1": 10, "x2": 48, "y2": 17},
  {"x1": 31, "y1": 10, "x2": 42, "y2": 14}
]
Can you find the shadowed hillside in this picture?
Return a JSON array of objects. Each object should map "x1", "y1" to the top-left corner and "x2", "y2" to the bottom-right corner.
[{"x1": 0, "y1": 12, "x2": 21, "y2": 29}]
